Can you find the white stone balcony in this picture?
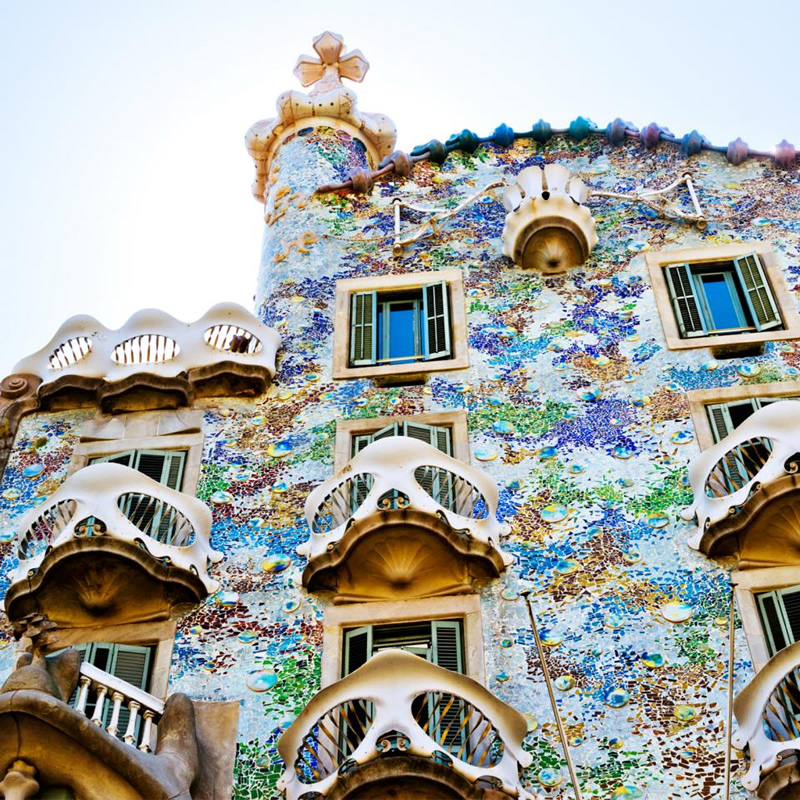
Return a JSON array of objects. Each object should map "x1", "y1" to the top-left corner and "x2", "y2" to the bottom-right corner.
[
  {"x1": 299, "y1": 437, "x2": 512, "y2": 599},
  {"x1": 11, "y1": 302, "x2": 280, "y2": 411},
  {"x1": 5, "y1": 463, "x2": 222, "y2": 626},
  {"x1": 733, "y1": 640, "x2": 800, "y2": 796},
  {"x1": 277, "y1": 649, "x2": 535, "y2": 800},
  {"x1": 681, "y1": 400, "x2": 800, "y2": 564}
]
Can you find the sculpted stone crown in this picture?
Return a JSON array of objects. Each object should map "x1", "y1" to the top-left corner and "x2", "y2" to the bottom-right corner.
[{"x1": 245, "y1": 32, "x2": 397, "y2": 200}]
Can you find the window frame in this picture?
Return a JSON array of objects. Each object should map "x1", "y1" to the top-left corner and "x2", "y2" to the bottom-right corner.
[
  {"x1": 69, "y1": 409, "x2": 204, "y2": 494},
  {"x1": 334, "y1": 410, "x2": 469, "y2": 472},
  {"x1": 646, "y1": 243, "x2": 800, "y2": 352},
  {"x1": 687, "y1": 382, "x2": 800, "y2": 450},
  {"x1": 321, "y1": 595, "x2": 485, "y2": 688},
  {"x1": 333, "y1": 269, "x2": 469, "y2": 380}
]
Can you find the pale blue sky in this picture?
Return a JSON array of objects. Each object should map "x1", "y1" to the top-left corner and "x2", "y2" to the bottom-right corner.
[{"x1": 1, "y1": 0, "x2": 798, "y2": 376}]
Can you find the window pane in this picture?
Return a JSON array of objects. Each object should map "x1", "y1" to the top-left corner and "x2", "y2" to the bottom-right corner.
[
  {"x1": 700, "y1": 274, "x2": 746, "y2": 330},
  {"x1": 381, "y1": 302, "x2": 418, "y2": 362}
]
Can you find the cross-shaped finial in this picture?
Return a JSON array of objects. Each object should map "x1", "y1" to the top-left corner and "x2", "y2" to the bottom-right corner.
[{"x1": 293, "y1": 32, "x2": 369, "y2": 96}]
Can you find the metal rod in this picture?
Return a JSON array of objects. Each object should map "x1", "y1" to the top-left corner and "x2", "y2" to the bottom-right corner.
[
  {"x1": 724, "y1": 580, "x2": 737, "y2": 800},
  {"x1": 392, "y1": 198, "x2": 402, "y2": 256},
  {"x1": 684, "y1": 174, "x2": 705, "y2": 225},
  {"x1": 521, "y1": 590, "x2": 583, "y2": 800}
]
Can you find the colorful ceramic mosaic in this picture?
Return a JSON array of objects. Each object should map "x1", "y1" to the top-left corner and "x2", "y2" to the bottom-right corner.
[{"x1": 4, "y1": 117, "x2": 800, "y2": 799}]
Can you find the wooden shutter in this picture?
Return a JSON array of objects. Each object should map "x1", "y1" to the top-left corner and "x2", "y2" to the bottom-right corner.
[
  {"x1": 431, "y1": 621, "x2": 465, "y2": 750},
  {"x1": 735, "y1": 254, "x2": 782, "y2": 331},
  {"x1": 665, "y1": 264, "x2": 705, "y2": 338},
  {"x1": 350, "y1": 292, "x2": 378, "y2": 366},
  {"x1": 422, "y1": 282, "x2": 452, "y2": 360},
  {"x1": 343, "y1": 626, "x2": 373, "y2": 676},
  {"x1": 706, "y1": 403, "x2": 736, "y2": 444},
  {"x1": 759, "y1": 588, "x2": 800, "y2": 655},
  {"x1": 108, "y1": 644, "x2": 152, "y2": 740},
  {"x1": 432, "y1": 620, "x2": 463, "y2": 672}
]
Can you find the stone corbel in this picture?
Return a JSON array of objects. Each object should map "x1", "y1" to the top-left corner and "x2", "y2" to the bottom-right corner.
[
  {"x1": 0, "y1": 761, "x2": 39, "y2": 800},
  {"x1": 0, "y1": 374, "x2": 41, "y2": 481}
]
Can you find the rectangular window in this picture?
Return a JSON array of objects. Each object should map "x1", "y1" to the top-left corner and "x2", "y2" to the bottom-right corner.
[
  {"x1": 666, "y1": 254, "x2": 782, "y2": 339},
  {"x1": 53, "y1": 642, "x2": 153, "y2": 741},
  {"x1": 757, "y1": 587, "x2": 800, "y2": 656},
  {"x1": 89, "y1": 449, "x2": 186, "y2": 491},
  {"x1": 351, "y1": 420, "x2": 453, "y2": 457},
  {"x1": 350, "y1": 281, "x2": 451, "y2": 367},
  {"x1": 706, "y1": 396, "x2": 800, "y2": 443}
]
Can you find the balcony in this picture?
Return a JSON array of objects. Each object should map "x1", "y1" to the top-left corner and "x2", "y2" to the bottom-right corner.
[
  {"x1": 681, "y1": 401, "x2": 800, "y2": 565},
  {"x1": 299, "y1": 438, "x2": 512, "y2": 600},
  {"x1": 733, "y1": 640, "x2": 800, "y2": 798},
  {"x1": 10, "y1": 302, "x2": 280, "y2": 412},
  {"x1": 0, "y1": 644, "x2": 238, "y2": 799},
  {"x1": 277, "y1": 649, "x2": 535, "y2": 800},
  {"x1": 5, "y1": 462, "x2": 222, "y2": 627}
]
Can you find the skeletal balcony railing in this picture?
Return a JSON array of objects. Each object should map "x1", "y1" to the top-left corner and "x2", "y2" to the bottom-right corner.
[
  {"x1": 10, "y1": 301, "x2": 281, "y2": 401},
  {"x1": 12, "y1": 462, "x2": 221, "y2": 592},
  {"x1": 74, "y1": 661, "x2": 165, "y2": 752},
  {"x1": 733, "y1": 640, "x2": 800, "y2": 792},
  {"x1": 277, "y1": 649, "x2": 535, "y2": 800},
  {"x1": 299, "y1": 436, "x2": 511, "y2": 567},
  {"x1": 681, "y1": 400, "x2": 800, "y2": 552}
]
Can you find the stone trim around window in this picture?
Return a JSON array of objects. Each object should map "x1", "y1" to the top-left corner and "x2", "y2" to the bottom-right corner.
[
  {"x1": 687, "y1": 381, "x2": 800, "y2": 450},
  {"x1": 43, "y1": 618, "x2": 177, "y2": 701},
  {"x1": 645, "y1": 242, "x2": 800, "y2": 352},
  {"x1": 321, "y1": 594, "x2": 485, "y2": 688},
  {"x1": 332, "y1": 269, "x2": 469, "y2": 380},
  {"x1": 732, "y1": 566, "x2": 800, "y2": 673},
  {"x1": 69, "y1": 408, "x2": 205, "y2": 493},
  {"x1": 333, "y1": 410, "x2": 469, "y2": 471}
]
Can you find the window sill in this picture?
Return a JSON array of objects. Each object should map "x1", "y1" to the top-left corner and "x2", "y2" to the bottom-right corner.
[{"x1": 332, "y1": 353, "x2": 469, "y2": 381}]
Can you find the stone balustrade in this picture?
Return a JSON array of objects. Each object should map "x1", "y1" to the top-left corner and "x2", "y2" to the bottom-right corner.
[
  {"x1": 76, "y1": 661, "x2": 165, "y2": 752},
  {"x1": 277, "y1": 649, "x2": 535, "y2": 800},
  {"x1": 681, "y1": 400, "x2": 800, "y2": 557},
  {"x1": 733, "y1": 640, "x2": 800, "y2": 793}
]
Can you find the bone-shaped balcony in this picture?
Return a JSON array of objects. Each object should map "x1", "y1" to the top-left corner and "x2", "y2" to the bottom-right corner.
[
  {"x1": 681, "y1": 400, "x2": 800, "y2": 565},
  {"x1": 733, "y1": 640, "x2": 800, "y2": 798},
  {"x1": 5, "y1": 462, "x2": 222, "y2": 626},
  {"x1": 10, "y1": 302, "x2": 281, "y2": 412},
  {"x1": 299, "y1": 437, "x2": 512, "y2": 600},
  {"x1": 277, "y1": 649, "x2": 535, "y2": 800}
]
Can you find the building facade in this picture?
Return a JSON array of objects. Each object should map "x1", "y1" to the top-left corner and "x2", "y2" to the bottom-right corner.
[{"x1": 1, "y1": 30, "x2": 800, "y2": 800}]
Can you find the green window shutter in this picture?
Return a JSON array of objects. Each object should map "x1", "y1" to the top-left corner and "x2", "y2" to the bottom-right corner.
[
  {"x1": 372, "y1": 423, "x2": 400, "y2": 441},
  {"x1": 89, "y1": 451, "x2": 136, "y2": 467},
  {"x1": 351, "y1": 433, "x2": 374, "y2": 456},
  {"x1": 665, "y1": 264, "x2": 705, "y2": 338},
  {"x1": 350, "y1": 291, "x2": 378, "y2": 366},
  {"x1": 107, "y1": 643, "x2": 152, "y2": 740},
  {"x1": 706, "y1": 403, "x2": 735, "y2": 444},
  {"x1": 734, "y1": 253, "x2": 782, "y2": 331},
  {"x1": 758, "y1": 588, "x2": 800, "y2": 656},
  {"x1": 402, "y1": 421, "x2": 452, "y2": 457},
  {"x1": 422, "y1": 282, "x2": 452, "y2": 360},
  {"x1": 343, "y1": 626, "x2": 373, "y2": 676},
  {"x1": 432, "y1": 620, "x2": 464, "y2": 673}
]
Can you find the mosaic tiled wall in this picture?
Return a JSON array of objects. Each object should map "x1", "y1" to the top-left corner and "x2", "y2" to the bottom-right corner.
[{"x1": 2, "y1": 124, "x2": 800, "y2": 799}]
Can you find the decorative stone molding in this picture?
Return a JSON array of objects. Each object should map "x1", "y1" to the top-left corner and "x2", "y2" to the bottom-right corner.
[
  {"x1": 733, "y1": 640, "x2": 800, "y2": 794},
  {"x1": 0, "y1": 761, "x2": 39, "y2": 800},
  {"x1": 502, "y1": 164, "x2": 597, "y2": 274},
  {"x1": 0, "y1": 644, "x2": 240, "y2": 800},
  {"x1": 245, "y1": 32, "x2": 397, "y2": 200},
  {"x1": 277, "y1": 649, "x2": 535, "y2": 800},
  {"x1": 12, "y1": 303, "x2": 280, "y2": 412},
  {"x1": 681, "y1": 400, "x2": 800, "y2": 562},
  {"x1": 300, "y1": 437, "x2": 511, "y2": 599},
  {"x1": 0, "y1": 373, "x2": 41, "y2": 481},
  {"x1": 6, "y1": 462, "x2": 221, "y2": 626}
]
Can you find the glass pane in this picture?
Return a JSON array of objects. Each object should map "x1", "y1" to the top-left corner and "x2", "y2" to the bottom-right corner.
[
  {"x1": 729, "y1": 400, "x2": 758, "y2": 429},
  {"x1": 387, "y1": 302, "x2": 417, "y2": 362},
  {"x1": 701, "y1": 274, "x2": 745, "y2": 330}
]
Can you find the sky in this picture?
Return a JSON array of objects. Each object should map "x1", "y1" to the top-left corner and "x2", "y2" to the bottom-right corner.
[{"x1": 1, "y1": 0, "x2": 799, "y2": 376}]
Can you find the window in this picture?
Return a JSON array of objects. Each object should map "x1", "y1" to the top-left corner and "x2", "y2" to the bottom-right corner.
[
  {"x1": 706, "y1": 396, "x2": 800, "y2": 443},
  {"x1": 53, "y1": 642, "x2": 153, "y2": 741},
  {"x1": 352, "y1": 420, "x2": 452, "y2": 458},
  {"x1": 757, "y1": 587, "x2": 800, "y2": 656},
  {"x1": 342, "y1": 619, "x2": 463, "y2": 676},
  {"x1": 646, "y1": 243, "x2": 800, "y2": 352},
  {"x1": 666, "y1": 254, "x2": 780, "y2": 339},
  {"x1": 333, "y1": 270, "x2": 468, "y2": 380},
  {"x1": 89, "y1": 449, "x2": 186, "y2": 491},
  {"x1": 687, "y1": 383, "x2": 800, "y2": 450}
]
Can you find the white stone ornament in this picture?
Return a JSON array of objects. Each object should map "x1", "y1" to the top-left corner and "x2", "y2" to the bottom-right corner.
[
  {"x1": 502, "y1": 164, "x2": 597, "y2": 274},
  {"x1": 246, "y1": 32, "x2": 397, "y2": 200}
]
